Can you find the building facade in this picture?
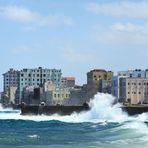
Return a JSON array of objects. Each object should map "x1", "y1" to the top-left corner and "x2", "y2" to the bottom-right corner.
[
  {"x1": 86, "y1": 69, "x2": 113, "y2": 99},
  {"x1": 120, "y1": 78, "x2": 148, "y2": 104},
  {"x1": 61, "y1": 77, "x2": 75, "y2": 88},
  {"x1": 3, "y1": 68, "x2": 19, "y2": 93},
  {"x1": 17, "y1": 67, "x2": 62, "y2": 103},
  {"x1": 112, "y1": 69, "x2": 148, "y2": 104}
]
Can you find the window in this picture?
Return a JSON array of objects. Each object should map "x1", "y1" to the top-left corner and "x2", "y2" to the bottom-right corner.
[
  {"x1": 37, "y1": 74, "x2": 39, "y2": 77},
  {"x1": 128, "y1": 92, "x2": 130, "y2": 94},
  {"x1": 21, "y1": 74, "x2": 24, "y2": 77},
  {"x1": 28, "y1": 74, "x2": 31, "y2": 77},
  {"x1": 138, "y1": 74, "x2": 141, "y2": 77},
  {"x1": 139, "y1": 92, "x2": 141, "y2": 94},
  {"x1": 37, "y1": 79, "x2": 39, "y2": 81},
  {"x1": 139, "y1": 83, "x2": 141, "y2": 85},
  {"x1": 128, "y1": 83, "x2": 130, "y2": 85}
]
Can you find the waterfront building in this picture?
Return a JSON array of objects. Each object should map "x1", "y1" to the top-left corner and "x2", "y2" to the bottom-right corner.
[
  {"x1": 3, "y1": 68, "x2": 19, "y2": 93},
  {"x1": 112, "y1": 75, "x2": 128, "y2": 101},
  {"x1": 22, "y1": 86, "x2": 34, "y2": 104},
  {"x1": 120, "y1": 78, "x2": 148, "y2": 104},
  {"x1": 67, "y1": 85, "x2": 87, "y2": 105},
  {"x1": 61, "y1": 77, "x2": 75, "y2": 88},
  {"x1": 112, "y1": 69, "x2": 148, "y2": 104},
  {"x1": 118, "y1": 69, "x2": 148, "y2": 78},
  {"x1": 86, "y1": 69, "x2": 113, "y2": 99},
  {"x1": 42, "y1": 81, "x2": 70, "y2": 105},
  {"x1": 17, "y1": 67, "x2": 62, "y2": 103},
  {"x1": 45, "y1": 88, "x2": 70, "y2": 105}
]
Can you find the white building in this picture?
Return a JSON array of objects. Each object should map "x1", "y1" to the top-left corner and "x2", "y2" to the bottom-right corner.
[{"x1": 17, "y1": 67, "x2": 62, "y2": 103}]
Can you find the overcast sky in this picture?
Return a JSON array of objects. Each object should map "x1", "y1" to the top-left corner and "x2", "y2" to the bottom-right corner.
[{"x1": 0, "y1": 0, "x2": 148, "y2": 91}]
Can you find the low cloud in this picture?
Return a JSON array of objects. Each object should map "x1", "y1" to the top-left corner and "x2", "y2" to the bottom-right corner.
[
  {"x1": 0, "y1": 6, "x2": 74, "y2": 26},
  {"x1": 112, "y1": 23, "x2": 148, "y2": 33},
  {"x1": 92, "y1": 23, "x2": 148, "y2": 45},
  {"x1": 86, "y1": 1, "x2": 148, "y2": 18}
]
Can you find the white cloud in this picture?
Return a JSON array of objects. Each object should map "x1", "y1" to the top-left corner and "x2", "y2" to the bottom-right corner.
[
  {"x1": 61, "y1": 45, "x2": 96, "y2": 63},
  {"x1": 112, "y1": 22, "x2": 148, "y2": 33},
  {"x1": 86, "y1": 1, "x2": 148, "y2": 18},
  {"x1": 92, "y1": 23, "x2": 148, "y2": 45},
  {"x1": 0, "y1": 6, "x2": 74, "y2": 26}
]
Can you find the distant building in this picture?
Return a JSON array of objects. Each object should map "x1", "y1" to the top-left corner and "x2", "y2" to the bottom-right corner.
[
  {"x1": 17, "y1": 67, "x2": 62, "y2": 103},
  {"x1": 112, "y1": 69, "x2": 148, "y2": 104},
  {"x1": 118, "y1": 69, "x2": 148, "y2": 78},
  {"x1": 120, "y1": 78, "x2": 148, "y2": 104},
  {"x1": 64, "y1": 85, "x2": 87, "y2": 105},
  {"x1": 112, "y1": 75, "x2": 128, "y2": 101},
  {"x1": 61, "y1": 77, "x2": 75, "y2": 88},
  {"x1": 45, "y1": 88, "x2": 70, "y2": 105},
  {"x1": 86, "y1": 69, "x2": 113, "y2": 99},
  {"x1": 3, "y1": 68, "x2": 19, "y2": 93},
  {"x1": 22, "y1": 86, "x2": 34, "y2": 104},
  {"x1": 43, "y1": 81, "x2": 70, "y2": 105}
]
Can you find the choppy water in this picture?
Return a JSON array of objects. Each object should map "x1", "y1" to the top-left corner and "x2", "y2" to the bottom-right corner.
[{"x1": 0, "y1": 93, "x2": 148, "y2": 148}]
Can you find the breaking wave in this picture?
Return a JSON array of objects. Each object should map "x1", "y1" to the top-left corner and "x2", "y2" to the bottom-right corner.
[{"x1": 0, "y1": 93, "x2": 148, "y2": 123}]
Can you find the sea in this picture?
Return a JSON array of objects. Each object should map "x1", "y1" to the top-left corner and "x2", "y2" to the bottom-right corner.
[{"x1": 0, "y1": 93, "x2": 148, "y2": 148}]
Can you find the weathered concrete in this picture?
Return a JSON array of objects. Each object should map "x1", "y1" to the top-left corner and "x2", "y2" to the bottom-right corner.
[
  {"x1": 21, "y1": 103, "x2": 89, "y2": 115},
  {"x1": 121, "y1": 105, "x2": 148, "y2": 115}
]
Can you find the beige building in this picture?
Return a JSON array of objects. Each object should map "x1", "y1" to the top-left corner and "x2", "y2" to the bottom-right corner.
[
  {"x1": 44, "y1": 81, "x2": 70, "y2": 105},
  {"x1": 87, "y1": 69, "x2": 113, "y2": 85},
  {"x1": 44, "y1": 81, "x2": 56, "y2": 91},
  {"x1": 52, "y1": 88, "x2": 70, "y2": 105},
  {"x1": 86, "y1": 69, "x2": 113, "y2": 99},
  {"x1": 125, "y1": 78, "x2": 148, "y2": 104}
]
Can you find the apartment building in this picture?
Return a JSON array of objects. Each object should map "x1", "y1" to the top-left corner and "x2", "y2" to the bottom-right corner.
[{"x1": 17, "y1": 67, "x2": 62, "y2": 103}]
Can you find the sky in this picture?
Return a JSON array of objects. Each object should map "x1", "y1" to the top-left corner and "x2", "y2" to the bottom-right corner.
[{"x1": 0, "y1": 0, "x2": 148, "y2": 91}]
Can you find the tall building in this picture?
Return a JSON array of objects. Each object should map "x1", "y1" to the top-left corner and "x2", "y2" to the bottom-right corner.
[
  {"x1": 3, "y1": 68, "x2": 19, "y2": 93},
  {"x1": 17, "y1": 67, "x2": 62, "y2": 103}
]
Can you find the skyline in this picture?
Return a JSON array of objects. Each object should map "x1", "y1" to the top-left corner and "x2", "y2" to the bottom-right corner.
[{"x1": 1, "y1": 0, "x2": 148, "y2": 91}]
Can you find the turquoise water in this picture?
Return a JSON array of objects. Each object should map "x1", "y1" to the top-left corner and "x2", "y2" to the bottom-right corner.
[{"x1": 0, "y1": 93, "x2": 148, "y2": 148}]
